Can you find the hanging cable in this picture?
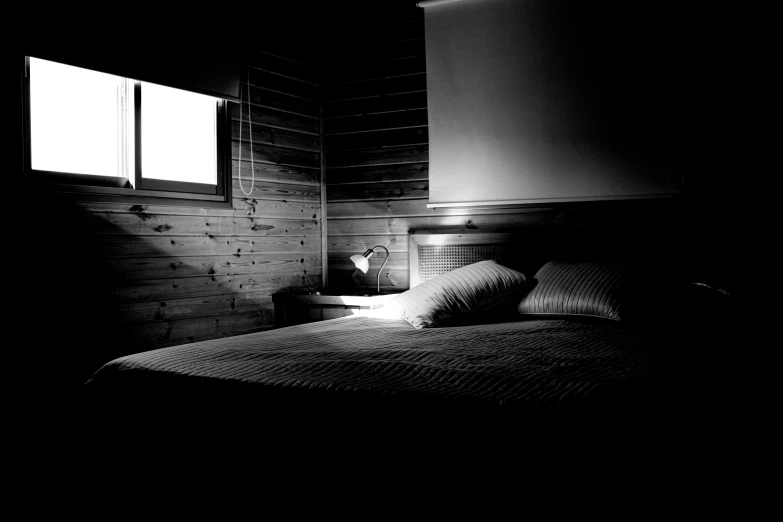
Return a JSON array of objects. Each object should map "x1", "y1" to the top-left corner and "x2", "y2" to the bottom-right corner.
[{"x1": 237, "y1": 65, "x2": 255, "y2": 196}]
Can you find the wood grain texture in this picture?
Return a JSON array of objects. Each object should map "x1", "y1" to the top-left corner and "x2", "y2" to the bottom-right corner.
[
  {"x1": 325, "y1": 73, "x2": 427, "y2": 102},
  {"x1": 60, "y1": 42, "x2": 325, "y2": 355},
  {"x1": 326, "y1": 162, "x2": 428, "y2": 184},
  {"x1": 114, "y1": 273, "x2": 323, "y2": 303},
  {"x1": 327, "y1": 181, "x2": 428, "y2": 201},
  {"x1": 231, "y1": 181, "x2": 321, "y2": 203},
  {"x1": 248, "y1": 68, "x2": 319, "y2": 101},
  {"x1": 325, "y1": 126, "x2": 427, "y2": 152},
  {"x1": 97, "y1": 234, "x2": 321, "y2": 258},
  {"x1": 232, "y1": 160, "x2": 319, "y2": 186},
  {"x1": 328, "y1": 234, "x2": 408, "y2": 254},
  {"x1": 85, "y1": 212, "x2": 319, "y2": 237},
  {"x1": 232, "y1": 141, "x2": 320, "y2": 169},
  {"x1": 245, "y1": 83, "x2": 320, "y2": 118},
  {"x1": 124, "y1": 309, "x2": 274, "y2": 347},
  {"x1": 230, "y1": 102, "x2": 318, "y2": 135},
  {"x1": 118, "y1": 293, "x2": 274, "y2": 324},
  {"x1": 231, "y1": 120, "x2": 319, "y2": 152},
  {"x1": 325, "y1": 109, "x2": 428, "y2": 134},
  {"x1": 326, "y1": 144, "x2": 428, "y2": 168},
  {"x1": 105, "y1": 253, "x2": 322, "y2": 281},
  {"x1": 76, "y1": 201, "x2": 320, "y2": 219},
  {"x1": 324, "y1": 91, "x2": 427, "y2": 118}
]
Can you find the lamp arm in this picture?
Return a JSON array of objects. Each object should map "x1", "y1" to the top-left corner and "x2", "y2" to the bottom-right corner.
[{"x1": 372, "y1": 245, "x2": 390, "y2": 294}]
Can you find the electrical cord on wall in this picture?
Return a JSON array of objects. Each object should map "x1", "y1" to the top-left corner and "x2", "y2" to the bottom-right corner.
[{"x1": 237, "y1": 65, "x2": 255, "y2": 196}]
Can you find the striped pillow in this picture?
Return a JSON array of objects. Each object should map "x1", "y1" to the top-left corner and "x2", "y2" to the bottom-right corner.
[
  {"x1": 517, "y1": 261, "x2": 633, "y2": 321},
  {"x1": 392, "y1": 260, "x2": 528, "y2": 328}
]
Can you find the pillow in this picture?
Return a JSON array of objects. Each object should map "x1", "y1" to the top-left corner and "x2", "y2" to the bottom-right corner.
[
  {"x1": 391, "y1": 260, "x2": 528, "y2": 329},
  {"x1": 517, "y1": 261, "x2": 635, "y2": 321}
]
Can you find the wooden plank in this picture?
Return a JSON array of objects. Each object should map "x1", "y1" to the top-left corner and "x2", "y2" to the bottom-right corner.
[
  {"x1": 249, "y1": 50, "x2": 319, "y2": 85},
  {"x1": 325, "y1": 126, "x2": 428, "y2": 152},
  {"x1": 229, "y1": 102, "x2": 318, "y2": 135},
  {"x1": 233, "y1": 160, "x2": 319, "y2": 186},
  {"x1": 118, "y1": 293, "x2": 274, "y2": 324},
  {"x1": 245, "y1": 83, "x2": 320, "y2": 118},
  {"x1": 328, "y1": 56, "x2": 426, "y2": 85},
  {"x1": 328, "y1": 234, "x2": 408, "y2": 254},
  {"x1": 329, "y1": 198, "x2": 424, "y2": 218},
  {"x1": 76, "y1": 200, "x2": 320, "y2": 220},
  {"x1": 232, "y1": 141, "x2": 320, "y2": 170},
  {"x1": 327, "y1": 181, "x2": 428, "y2": 201},
  {"x1": 325, "y1": 73, "x2": 427, "y2": 102},
  {"x1": 96, "y1": 235, "x2": 321, "y2": 258},
  {"x1": 328, "y1": 199, "x2": 557, "y2": 219},
  {"x1": 327, "y1": 213, "x2": 558, "y2": 236},
  {"x1": 231, "y1": 120, "x2": 319, "y2": 152},
  {"x1": 86, "y1": 212, "x2": 320, "y2": 236},
  {"x1": 105, "y1": 253, "x2": 322, "y2": 281},
  {"x1": 326, "y1": 162, "x2": 428, "y2": 184},
  {"x1": 329, "y1": 252, "x2": 407, "y2": 271},
  {"x1": 232, "y1": 181, "x2": 321, "y2": 203},
  {"x1": 232, "y1": 198, "x2": 321, "y2": 221},
  {"x1": 125, "y1": 309, "x2": 272, "y2": 346},
  {"x1": 325, "y1": 109, "x2": 428, "y2": 134},
  {"x1": 326, "y1": 145, "x2": 428, "y2": 168},
  {"x1": 248, "y1": 68, "x2": 319, "y2": 101},
  {"x1": 323, "y1": 92, "x2": 427, "y2": 118},
  {"x1": 114, "y1": 273, "x2": 323, "y2": 303}
]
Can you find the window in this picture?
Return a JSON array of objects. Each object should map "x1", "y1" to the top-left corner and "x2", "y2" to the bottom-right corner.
[{"x1": 22, "y1": 56, "x2": 231, "y2": 205}]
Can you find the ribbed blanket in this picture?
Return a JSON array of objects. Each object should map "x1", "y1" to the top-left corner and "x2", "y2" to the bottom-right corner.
[{"x1": 85, "y1": 316, "x2": 695, "y2": 411}]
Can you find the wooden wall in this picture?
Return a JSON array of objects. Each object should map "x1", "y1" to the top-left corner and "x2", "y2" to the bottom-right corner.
[
  {"x1": 27, "y1": 41, "x2": 324, "y2": 381},
  {"x1": 115, "y1": 45, "x2": 322, "y2": 349},
  {"x1": 323, "y1": 7, "x2": 686, "y2": 295}
]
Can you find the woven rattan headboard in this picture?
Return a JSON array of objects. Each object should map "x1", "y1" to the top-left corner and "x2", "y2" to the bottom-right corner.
[
  {"x1": 408, "y1": 223, "x2": 673, "y2": 288},
  {"x1": 409, "y1": 230, "x2": 547, "y2": 288}
]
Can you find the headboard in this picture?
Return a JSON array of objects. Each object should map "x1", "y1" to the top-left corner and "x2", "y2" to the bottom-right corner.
[
  {"x1": 408, "y1": 225, "x2": 667, "y2": 288},
  {"x1": 409, "y1": 230, "x2": 550, "y2": 288}
]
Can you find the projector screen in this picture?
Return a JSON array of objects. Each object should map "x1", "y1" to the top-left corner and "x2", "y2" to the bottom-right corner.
[{"x1": 421, "y1": 0, "x2": 684, "y2": 208}]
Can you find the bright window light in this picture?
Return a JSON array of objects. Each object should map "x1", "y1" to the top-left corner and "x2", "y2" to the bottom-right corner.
[
  {"x1": 141, "y1": 82, "x2": 217, "y2": 185},
  {"x1": 29, "y1": 57, "x2": 123, "y2": 176}
]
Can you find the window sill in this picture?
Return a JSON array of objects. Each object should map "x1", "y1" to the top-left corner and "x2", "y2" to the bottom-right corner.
[{"x1": 41, "y1": 181, "x2": 233, "y2": 209}]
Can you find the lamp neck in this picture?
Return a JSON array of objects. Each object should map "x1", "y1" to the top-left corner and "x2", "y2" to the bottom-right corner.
[{"x1": 372, "y1": 245, "x2": 390, "y2": 294}]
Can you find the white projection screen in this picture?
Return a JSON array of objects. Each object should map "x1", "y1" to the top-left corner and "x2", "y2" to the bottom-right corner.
[{"x1": 421, "y1": 0, "x2": 684, "y2": 208}]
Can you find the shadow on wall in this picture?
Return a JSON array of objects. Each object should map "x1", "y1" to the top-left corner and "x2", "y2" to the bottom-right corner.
[{"x1": 19, "y1": 181, "x2": 133, "y2": 391}]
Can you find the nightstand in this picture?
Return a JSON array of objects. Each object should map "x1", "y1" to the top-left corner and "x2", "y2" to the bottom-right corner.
[{"x1": 272, "y1": 292, "x2": 400, "y2": 327}]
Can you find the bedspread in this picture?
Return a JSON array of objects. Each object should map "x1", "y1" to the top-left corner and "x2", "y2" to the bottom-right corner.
[{"x1": 85, "y1": 315, "x2": 698, "y2": 412}]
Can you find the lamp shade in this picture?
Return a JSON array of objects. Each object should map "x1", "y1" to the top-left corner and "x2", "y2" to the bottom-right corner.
[{"x1": 350, "y1": 254, "x2": 370, "y2": 274}]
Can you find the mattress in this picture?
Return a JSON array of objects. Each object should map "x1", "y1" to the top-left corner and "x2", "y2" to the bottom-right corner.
[{"x1": 85, "y1": 315, "x2": 698, "y2": 413}]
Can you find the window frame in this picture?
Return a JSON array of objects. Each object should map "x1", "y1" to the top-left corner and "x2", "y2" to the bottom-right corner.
[{"x1": 21, "y1": 55, "x2": 233, "y2": 208}]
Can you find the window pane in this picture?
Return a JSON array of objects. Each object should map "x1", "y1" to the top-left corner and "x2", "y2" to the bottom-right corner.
[
  {"x1": 141, "y1": 82, "x2": 217, "y2": 185},
  {"x1": 29, "y1": 57, "x2": 122, "y2": 176}
]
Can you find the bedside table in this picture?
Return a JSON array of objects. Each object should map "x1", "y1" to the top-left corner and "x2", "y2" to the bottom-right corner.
[{"x1": 272, "y1": 292, "x2": 400, "y2": 327}]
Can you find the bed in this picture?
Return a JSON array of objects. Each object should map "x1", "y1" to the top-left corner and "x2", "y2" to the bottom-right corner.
[{"x1": 83, "y1": 229, "x2": 736, "y2": 434}]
